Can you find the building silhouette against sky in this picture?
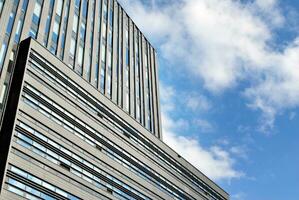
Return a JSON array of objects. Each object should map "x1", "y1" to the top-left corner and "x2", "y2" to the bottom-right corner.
[{"x1": 0, "y1": 0, "x2": 228, "y2": 199}]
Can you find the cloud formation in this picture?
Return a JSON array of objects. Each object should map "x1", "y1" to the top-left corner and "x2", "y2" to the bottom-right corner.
[
  {"x1": 159, "y1": 84, "x2": 243, "y2": 181},
  {"x1": 119, "y1": 0, "x2": 299, "y2": 132}
]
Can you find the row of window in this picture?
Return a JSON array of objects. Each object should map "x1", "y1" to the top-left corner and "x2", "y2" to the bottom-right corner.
[
  {"x1": 26, "y1": 54, "x2": 190, "y2": 199},
  {"x1": 15, "y1": 122, "x2": 150, "y2": 200},
  {"x1": 22, "y1": 82, "x2": 183, "y2": 199},
  {"x1": 27, "y1": 51, "x2": 223, "y2": 200},
  {"x1": 7, "y1": 165, "x2": 80, "y2": 200}
]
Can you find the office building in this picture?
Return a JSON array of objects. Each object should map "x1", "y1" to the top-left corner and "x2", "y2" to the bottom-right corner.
[
  {"x1": 0, "y1": 0, "x2": 161, "y2": 137},
  {"x1": 0, "y1": 0, "x2": 229, "y2": 199}
]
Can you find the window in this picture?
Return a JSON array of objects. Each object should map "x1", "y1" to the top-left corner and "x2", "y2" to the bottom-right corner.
[
  {"x1": 82, "y1": 0, "x2": 87, "y2": 17},
  {"x1": 108, "y1": 28, "x2": 112, "y2": 47},
  {"x1": 100, "y1": 63, "x2": 105, "y2": 93},
  {"x1": 56, "y1": 0, "x2": 63, "y2": 16},
  {"x1": 6, "y1": 13, "x2": 15, "y2": 34},
  {"x1": 94, "y1": 63, "x2": 99, "y2": 86},
  {"x1": 8, "y1": 166, "x2": 79, "y2": 200},
  {"x1": 102, "y1": 22, "x2": 107, "y2": 38},
  {"x1": 43, "y1": 0, "x2": 54, "y2": 45},
  {"x1": 29, "y1": 0, "x2": 43, "y2": 39},
  {"x1": 33, "y1": 2, "x2": 41, "y2": 24},
  {"x1": 109, "y1": 7, "x2": 113, "y2": 27},
  {"x1": 70, "y1": 10, "x2": 79, "y2": 66},
  {"x1": 72, "y1": 15, "x2": 79, "y2": 33},
  {"x1": 0, "y1": 83, "x2": 7, "y2": 104},
  {"x1": 0, "y1": 0, "x2": 5, "y2": 15},
  {"x1": 52, "y1": 21, "x2": 59, "y2": 41},
  {"x1": 77, "y1": 45, "x2": 83, "y2": 75},
  {"x1": 75, "y1": 0, "x2": 80, "y2": 9},
  {"x1": 70, "y1": 38, "x2": 76, "y2": 57},
  {"x1": 101, "y1": 43, "x2": 106, "y2": 62},
  {"x1": 0, "y1": 43, "x2": 7, "y2": 68},
  {"x1": 15, "y1": 0, "x2": 29, "y2": 43},
  {"x1": 59, "y1": 0, "x2": 70, "y2": 59}
]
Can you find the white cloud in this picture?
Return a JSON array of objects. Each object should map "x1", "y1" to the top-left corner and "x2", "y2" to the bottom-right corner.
[
  {"x1": 186, "y1": 93, "x2": 211, "y2": 112},
  {"x1": 159, "y1": 83, "x2": 176, "y2": 112},
  {"x1": 231, "y1": 192, "x2": 247, "y2": 200},
  {"x1": 289, "y1": 112, "x2": 296, "y2": 120},
  {"x1": 159, "y1": 84, "x2": 243, "y2": 181},
  {"x1": 193, "y1": 119, "x2": 214, "y2": 133},
  {"x1": 119, "y1": 0, "x2": 299, "y2": 133},
  {"x1": 162, "y1": 112, "x2": 244, "y2": 180},
  {"x1": 230, "y1": 146, "x2": 248, "y2": 160}
]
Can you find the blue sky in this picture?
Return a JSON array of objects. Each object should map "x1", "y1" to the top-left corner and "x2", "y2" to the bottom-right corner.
[{"x1": 119, "y1": 0, "x2": 299, "y2": 199}]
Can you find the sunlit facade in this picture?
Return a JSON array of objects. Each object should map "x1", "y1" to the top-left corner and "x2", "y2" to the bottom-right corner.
[
  {"x1": 0, "y1": 0, "x2": 161, "y2": 137},
  {"x1": 0, "y1": 0, "x2": 228, "y2": 199}
]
